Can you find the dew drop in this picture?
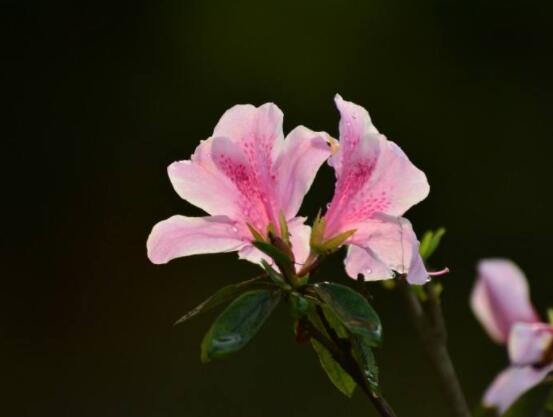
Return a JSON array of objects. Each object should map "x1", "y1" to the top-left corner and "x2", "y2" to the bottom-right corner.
[{"x1": 364, "y1": 268, "x2": 372, "y2": 275}]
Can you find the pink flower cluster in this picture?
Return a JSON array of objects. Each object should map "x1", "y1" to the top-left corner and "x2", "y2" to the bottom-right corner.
[
  {"x1": 147, "y1": 95, "x2": 430, "y2": 284},
  {"x1": 472, "y1": 259, "x2": 553, "y2": 413}
]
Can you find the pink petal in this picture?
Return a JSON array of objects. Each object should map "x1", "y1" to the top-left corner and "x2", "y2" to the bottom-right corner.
[
  {"x1": 509, "y1": 322, "x2": 553, "y2": 366},
  {"x1": 471, "y1": 259, "x2": 540, "y2": 344},
  {"x1": 274, "y1": 126, "x2": 331, "y2": 218},
  {"x1": 343, "y1": 214, "x2": 428, "y2": 284},
  {"x1": 483, "y1": 365, "x2": 553, "y2": 414},
  {"x1": 147, "y1": 215, "x2": 245, "y2": 264},
  {"x1": 324, "y1": 95, "x2": 429, "y2": 237},
  {"x1": 168, "y1": 138, "x2": 242, "y2": 218},
  {"x1": 213, "y1": 103, "x2": 284, "y2": 160},
  {"x1": 344, "y1": 244, "x2": 396, "y2": 281},
  {"x1": 211, "y1": 136, "x2": 277, "y2": 231},
  {"x1": 237, "y1": 244, "x2": 272, "y2": 266},
  {"x1": 288, "y1": 217, "x2": 312, "y2": 266},
  {"x1": 328, "y1": 94, "x2": 379, "y2": 178}
]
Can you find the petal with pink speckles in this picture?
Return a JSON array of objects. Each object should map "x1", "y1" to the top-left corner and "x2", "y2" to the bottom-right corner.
[
  {"x1": 509, "y1": 322, "x2": 553, "y2": 366},
  {"x1": 471, "y1": 259, "x2": 539, "y2": 344},
  {"x1": 211, "y1": 136, "x2": 277, "y2": 231},
  {"x1": 147, "y1": 215, "x2": 246, "y2": 264},
  {"x1": 213, "y1": 102, "x2": 284, "y2": 164},
  {"x1": 324, "y1": 95, "x2": 429, "y2": 238}
]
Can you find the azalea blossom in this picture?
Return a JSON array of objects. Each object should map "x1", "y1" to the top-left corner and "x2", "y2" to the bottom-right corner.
[
  {"x1": 147, "y1": 103, "x2": 331, "y2": 268},
  {"x1": 471, "y1": 259, "x2": 553, "y2": 414},
  {"x1": 318, "y1": 95, "x2": 430, "y2": 284}
]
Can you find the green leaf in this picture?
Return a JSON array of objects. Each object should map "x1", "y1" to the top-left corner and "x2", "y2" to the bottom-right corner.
[
  {"x1": 419, "y1": 228, "x2": 446, "y2": 261},
  {"x1": 309, "y1": 282, "x2": 382, "y2": 345},
  {"x1": 321, "y1": 305, "x2": 349, "y2": 338},
  {"x1": 311, "y1": 339, "x2": 357, "y2": 397},
  {"x1": 351, "y1": 335, "x2": 379, "y2": 393},
  {"x1": 175, "y1": 276, "x2": 272, "y2": 324},
  {"x1": 252, "y1": 241, "x2": 293, "y2": 272},
  {"x1": 289, "y1": 292, "x2": 311, "y2": 317},
  {"x1": 261, "y1": 260, "x2": 291, "y2": 290},
  {"x1": 201, "y1": 289, "x2": 281, "y2": 362},
  {"x1": 502, "y1": 376, "x2": 553, "y2": 417}
]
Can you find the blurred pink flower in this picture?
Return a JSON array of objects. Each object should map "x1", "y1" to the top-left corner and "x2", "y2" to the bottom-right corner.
[
  {"x1": 322, "y1": 95, "x2": 430, "y2": 284},
  {"x1": 471, "y1": 259, "x2": 553, "y2": 414},
  {"x1": 147, "y1": 103, "x2": 330, "y2": 267}
]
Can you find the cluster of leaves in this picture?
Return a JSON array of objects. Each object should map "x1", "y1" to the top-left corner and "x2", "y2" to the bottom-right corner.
[{"x1": 175, "y1": 232, "x2": 383, "y2": 398}]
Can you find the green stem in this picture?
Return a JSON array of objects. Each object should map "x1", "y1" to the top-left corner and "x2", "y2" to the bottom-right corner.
[
  {"x1": 301, "y1": 318, "x2": 398, "y2": 417},
  {"x1": 398, "y1": 280, "x2": 472, "y2": 417}
]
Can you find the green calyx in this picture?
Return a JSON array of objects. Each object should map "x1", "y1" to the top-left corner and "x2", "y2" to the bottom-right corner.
[{"x1": 310, "y1": 211, "x2": 356, "y2": 255}]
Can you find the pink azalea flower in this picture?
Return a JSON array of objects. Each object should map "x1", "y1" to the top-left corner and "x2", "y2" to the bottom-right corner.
[
  {"x1": 147, "y1": 103, "x2": 331, "y2": 268},
  {"x1": 471, "y1": 259, "x2": 553, "y2": 414},
  {"x1": 320, "y1": 95, "x2": 430, "y2": 284}
]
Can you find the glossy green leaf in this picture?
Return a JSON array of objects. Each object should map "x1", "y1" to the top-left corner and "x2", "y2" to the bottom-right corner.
[
  {"x1": 311, "y1": 339, "x2": 356, "y2": 397},
  {"x1": 175, "y1": 276, "x2": 272, "y2": 324},
  {"x1": 201, "y1": 289, "x2": 281, "y2": 362},
  {"x1": 289, "y1": 292, "x2": 311, "y2": 317},
  {"x1": 351, "y1": 335, "x2": 379, "y2": 393},
  {"x1": 503, "y1": 377, "x2": 553, "y2": 417},
  {"x1": 309, "y1": 282, "x2": 382, "y2": 345},
  {"x1": 321, "y1": 305, "x2": 349, "y2": 338}
]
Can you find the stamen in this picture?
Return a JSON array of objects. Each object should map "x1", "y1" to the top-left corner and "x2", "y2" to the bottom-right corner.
[{"x1": 428, "y1": 267, "x2": 450, "y2": 277}]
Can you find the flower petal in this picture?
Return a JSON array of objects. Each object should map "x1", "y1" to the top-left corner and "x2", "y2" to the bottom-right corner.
[
  {"x1": 344, "y1": 214, "x2": 428, "y2": 284},
  {"x1": 483, "y1": 365, "x2": 553, "y2": 414},
  {"x1": 237, "y1": 244, "x2": 272, "y2": 266},
  {"x1": 508, "y1": 322, "x2": 553, "y2": 366},
  {"x1": 147, "y1": 215, "x2": 245, "y2": 264},
  {"x1": 274, "y1": 126, "x2": 331, "y2": 218},
  {"x1": 344, "y1": 244, "x2": 395, "y2": 281},
  {"x1": 213, "y1": 102, "x2": 284, "y2": 162},
  {"x1": 168, "y1": 138, "x2": 242, "y2": 218},
  {"x1": 211, "y1": 136, "x2": 276, "y2": 230},
  {"x1": 471, "y1": 259, "x2": 539, "y2": 344},
  {"x1": 328, "y1": 94, "x2": 379, "y2": 178},
  {"x1": 288, "y1": 217, "x2": 312, "y2": 267},
  {"x1": 325, "y1": 95, "x2": 429, "y2": 237}
]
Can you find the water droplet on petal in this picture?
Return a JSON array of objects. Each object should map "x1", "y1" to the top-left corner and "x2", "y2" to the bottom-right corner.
[{"x1": 364, "y1": 268, "x2": 372, "y2": 275}]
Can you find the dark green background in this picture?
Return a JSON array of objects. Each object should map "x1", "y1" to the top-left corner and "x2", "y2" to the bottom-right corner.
[{"x1": 7, "y1": 1, "x2": 553, "y2": 416}]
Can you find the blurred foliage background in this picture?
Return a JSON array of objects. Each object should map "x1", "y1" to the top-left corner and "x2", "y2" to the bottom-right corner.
[{"x1": 5, "y1": 0, "x2": 553, "y2": 416}]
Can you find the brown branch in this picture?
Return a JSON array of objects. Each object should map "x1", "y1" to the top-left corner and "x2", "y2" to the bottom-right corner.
[{"x1": 398, "y1": 280, "x2": 472, "y2": 417}]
